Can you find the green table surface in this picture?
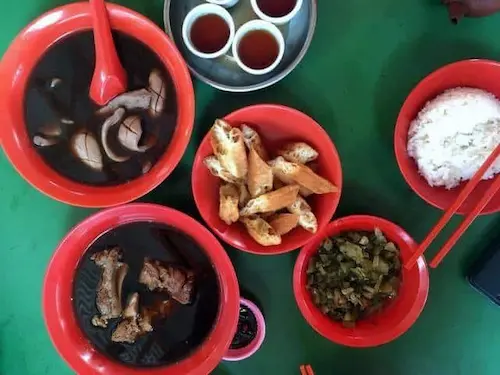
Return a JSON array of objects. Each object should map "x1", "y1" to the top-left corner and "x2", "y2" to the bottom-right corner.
[{"x1": 2, "y1": 0, "x2": 500, "y2": 374}]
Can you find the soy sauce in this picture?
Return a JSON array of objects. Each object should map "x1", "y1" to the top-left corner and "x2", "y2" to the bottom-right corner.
[
  {"x1": 24, "y1": 31, "x2": 177, "y2": 186},
  {"x1": 73, "y1": 222, "x2": 220, "y2": 367},
  {"x1": 238, "y1": 30, "x2": 279, "y2": 70},
  {"x1": 190, "y1": 14, "x2": 230, "y2": 54},
  {"x1": 256, "y1": 0, "x2": 297, "y2": 17},
  {"x1": 230, "y1": 305, "x2": 258, "y2": 350}
]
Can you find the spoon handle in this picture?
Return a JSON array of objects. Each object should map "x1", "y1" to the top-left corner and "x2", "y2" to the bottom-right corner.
[{"x1": 89, "y1": 0, "x2": 122, "y2": 76}]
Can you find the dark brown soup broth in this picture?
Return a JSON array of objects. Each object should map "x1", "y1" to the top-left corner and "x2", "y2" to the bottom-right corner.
[
  {"x1": 73, "y1": 222, "x2": 220, "y2": 367},
  {"x1": 190, "y1": 14, "x2": 230, "y2": 54},
  {"x1": 238, "y1": 30, "x2": 279, "y2": 70},
  {"x1": 25, "y1": 31, "x2": 177, "y2": 186}
]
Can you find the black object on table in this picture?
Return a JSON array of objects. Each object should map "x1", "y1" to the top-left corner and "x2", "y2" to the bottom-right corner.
[{"x1": 468, "y1": 235, "x2": 500, "y2": 307}]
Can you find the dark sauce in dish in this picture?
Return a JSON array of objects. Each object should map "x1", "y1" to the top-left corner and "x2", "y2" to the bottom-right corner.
[
  {"x1": 24, "y1": 31, "x2": 177, "y2": 186},
  {"x1": 229, "y1": 305, "x2": 258, "y2": 350},
  {"x1": 73, "y1": 222, "x2": 220, "y2": 367},
  {"x1": 256, "y1": 0, "x2": 297, "y2": 17},
  {"x1": 190, "y1": 14, "x2": 230, "y2": 54},
  {"x1": 238, "y1": 30, "x2": 279, "y2": 70}
]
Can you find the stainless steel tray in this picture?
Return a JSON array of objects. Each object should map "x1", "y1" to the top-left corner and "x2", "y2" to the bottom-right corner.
[{"x1": 164, "y1": 0, "x2": 317, "y2": 92}]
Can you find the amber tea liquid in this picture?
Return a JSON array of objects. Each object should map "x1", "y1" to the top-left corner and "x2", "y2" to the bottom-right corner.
[
  {"x1": 190, "y1": 14, "x2": 230, "y2": 54},
  {"x1": 256, "y1": 0, "x2": 297, "y2": 17},
  {"x1": 237, "y1": 30, "x2": 279, "y2": 70}
]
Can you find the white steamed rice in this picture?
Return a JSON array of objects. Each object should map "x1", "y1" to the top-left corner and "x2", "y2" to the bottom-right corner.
[{"x1": 407, "y1": 87, "x2": 500, "y2": 189}]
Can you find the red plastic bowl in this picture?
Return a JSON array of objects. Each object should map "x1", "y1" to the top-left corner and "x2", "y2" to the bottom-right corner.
[
  {"x1": 293, "y1": 215, "x2": 429, "y2": 348},
  {"x1": 43, "y1": 203, "x2": 240, "y2": 375},
  {"x1": 0, "y1": 3, "x2": 194, "y2": 207},
  {"x1": 395, "y1": 59, "x2": 500, "y2": 214},
  {"x1": 192, "y1": 104, "x2": 343, "y2": 255}
]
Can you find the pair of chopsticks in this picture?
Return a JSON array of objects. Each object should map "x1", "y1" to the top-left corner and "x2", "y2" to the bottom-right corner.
[
  {"x1": 405, "y1": 143, "x2": 500, "y2": 269},
  {"x1": 300, "y1": 364, "x2": 314, "y2": 375}
]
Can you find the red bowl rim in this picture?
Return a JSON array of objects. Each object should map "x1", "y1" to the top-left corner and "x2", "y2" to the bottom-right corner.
[
  {"x1": 0, "y1": 3, "x2": 195, "y2": 208},
  {"x1": 192, "y1": 104, "x2": 343, "y2": 255},
  {"x1": 394, "y1": 59, "x2": 500, "y2": 215},
  {"x1": 42, "y1": 203, "x2": 240, "y2": 375},
  {"x1": 293, "y1": 215, "x2": 429, "y2": 347}
]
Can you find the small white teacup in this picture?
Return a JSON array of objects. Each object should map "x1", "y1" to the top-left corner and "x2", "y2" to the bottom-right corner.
[
  {"x1": 232, "y1": 20, "x2": 285, "y2": 76},
  {"x1": 250, "y1": 0, "x2": 303, "y2": 25},
  {"x1": 206, "y1": 0, "x2": 240, "y2": 8},
  {"x1": 182, "y1": 3, "x2": 235, "y2": 59}
]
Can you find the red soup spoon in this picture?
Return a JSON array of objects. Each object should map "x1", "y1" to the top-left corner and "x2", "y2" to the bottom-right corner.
[{"x1": 89, "y1": 0, "x2": 128, "y2": 105}]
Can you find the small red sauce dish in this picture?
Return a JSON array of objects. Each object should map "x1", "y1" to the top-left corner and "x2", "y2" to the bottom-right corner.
[
  {"x1": 394, "y1": 59, "x2": 500, "y2": 214},
  {"x1": 293, "y1": 215, "x2": 429, "y2": 348},
  {"x1": 0, "y1": 3, "x2": 194, "y2": 207},
  {"x1": 43, "y1": 203, "x2": 240, "y2": 375},
  {"x1": 192, "y1": 104, "x2": 343, "y2": 255}
]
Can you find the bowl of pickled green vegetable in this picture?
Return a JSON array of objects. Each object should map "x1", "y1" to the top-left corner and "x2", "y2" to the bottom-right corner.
[{"x1": 293, "y1": 215, "x2": 429, "y2": 347}]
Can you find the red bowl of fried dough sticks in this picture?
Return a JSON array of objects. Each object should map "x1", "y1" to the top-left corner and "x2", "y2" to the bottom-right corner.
[{"x1": 192, "y1": 104, "x2": 343, "y2": 255}]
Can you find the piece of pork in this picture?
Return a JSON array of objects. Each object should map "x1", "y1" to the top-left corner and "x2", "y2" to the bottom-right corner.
[
  {"x1": 142, "y1": 299, "x2": 175, "y2": 322},
  {"x1": 139, "y1": 259, "x2": 195, "y2": 305},
  {"x1": 111, "y1": 293, "x2": 156, "y2": 344},
  {"x1": 148, "y1": 69, "x2": 167, "y2": 117},
  {"x1": 100, "y1": 107, "x2": 129, "y2": 163},
  {"x1": 91, "y1": 248, "x2": 128, "y2": 328},
  {"x1": 96, "y1": 89, "x2": 153, "y2": 116}
]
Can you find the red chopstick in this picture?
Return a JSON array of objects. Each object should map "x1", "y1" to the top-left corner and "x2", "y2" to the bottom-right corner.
[
  {"x1": 300, "y1": 365, "x2": 314, "y2": 375},
  {"x1": 405, "y1": 143, "x2": 500, "y2": 269},
  {"x1": 430, "y1": 171, "x2": 500, "y2": 267}
]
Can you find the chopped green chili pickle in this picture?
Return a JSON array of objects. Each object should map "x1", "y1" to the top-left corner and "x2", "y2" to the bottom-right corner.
[{"x1": 306, "y1": 228, "x2": 402, "y2": 327}]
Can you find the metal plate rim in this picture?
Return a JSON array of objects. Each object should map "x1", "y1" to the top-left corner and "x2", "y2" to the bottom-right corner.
[{"x1": 163, "y1": 0, "x2": 317, "y2": 92}]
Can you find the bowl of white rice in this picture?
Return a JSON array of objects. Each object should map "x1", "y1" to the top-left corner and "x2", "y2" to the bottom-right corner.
[{"x1": 394, "y1": 59, "x2": 500, "y2": 214}]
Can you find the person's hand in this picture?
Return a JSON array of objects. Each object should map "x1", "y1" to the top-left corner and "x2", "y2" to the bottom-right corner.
[{"x1": 442, "y1": 0, "x2": 500, "y2": 23}]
